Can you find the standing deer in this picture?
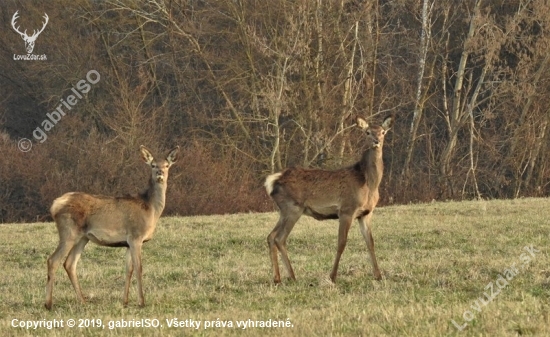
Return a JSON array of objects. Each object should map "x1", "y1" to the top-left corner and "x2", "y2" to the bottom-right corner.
[
  {"x1": 265, "y1": 116, "x2": 393, "y2": 283},
  {"x1": 45, "y1": 145, "x2": 179, "y2": 310}
]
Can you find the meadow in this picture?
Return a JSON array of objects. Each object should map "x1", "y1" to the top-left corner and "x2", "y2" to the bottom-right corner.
[{"x1": 0, "y1": 198, "x2": 548, "y2": 336}]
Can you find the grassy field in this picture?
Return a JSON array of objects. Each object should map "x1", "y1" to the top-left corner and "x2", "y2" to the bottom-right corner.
[{"x1": 0, "y1": 198, "x2": 549, "y2": 336}]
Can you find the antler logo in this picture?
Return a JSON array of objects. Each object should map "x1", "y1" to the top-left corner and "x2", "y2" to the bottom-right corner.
[{"x1": 11, "y1": 11, "x2": 49, "y2": 54}]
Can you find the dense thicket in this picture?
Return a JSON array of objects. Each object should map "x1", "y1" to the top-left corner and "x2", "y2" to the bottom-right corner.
[{"x1": 1, "y1": 0, "x2": 549, "y2": 222}]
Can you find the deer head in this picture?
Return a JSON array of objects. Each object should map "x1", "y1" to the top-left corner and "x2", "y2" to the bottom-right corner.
[
  {"x1": 140, "y1": 145, "x2": 179, "y2": 184},
  {"x1": 11, "y1": 11, "x2": 49, "y2": 54},
  {"x1": 356, "y1": 115, "x2": 394, "y2": 149}
]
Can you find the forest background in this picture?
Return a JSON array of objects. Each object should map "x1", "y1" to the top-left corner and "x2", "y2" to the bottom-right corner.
[{"x1": 1, "y1": 0, "x2": 549, "y2": 223}]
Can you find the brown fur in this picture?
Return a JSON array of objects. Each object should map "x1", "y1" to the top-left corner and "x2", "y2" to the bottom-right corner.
[
  {"x1": 45, "y1": 145, "x2": 179, "y2": 310},
  {"x1": 265, "y1": 116, "x2": 394, "y2": 283}
]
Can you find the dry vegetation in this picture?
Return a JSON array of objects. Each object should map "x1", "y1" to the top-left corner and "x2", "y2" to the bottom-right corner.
[
  {"x1": 0, "y1": 198, "x2": 548, "y2": 336},
  {"x1": 2, "y1": 2, "x2": 548, "y2": 334},
  {"x1": 2, "y1": 0, "x2": 550, "y2": 222}
]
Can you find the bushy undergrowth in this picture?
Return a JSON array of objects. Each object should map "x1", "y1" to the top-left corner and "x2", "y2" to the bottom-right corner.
[{"x1": 0, "y1": 135, "x2": 272, "y2": 223}]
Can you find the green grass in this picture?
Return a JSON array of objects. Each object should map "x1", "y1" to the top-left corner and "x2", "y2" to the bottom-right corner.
[{"x1": 0, "y1": 198, "x2": 549, "y2": 336}]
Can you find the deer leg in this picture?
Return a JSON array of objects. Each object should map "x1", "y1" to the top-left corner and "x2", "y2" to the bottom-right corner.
[
  {"x1": 63, "y1": 237, "x2": 89, "y2": 303},
  {"x1": 267, "y1": 218, "x2": 284, "y2": 283},
  {"x1": 129, "y1": 241, "x2": 144, "y2": 307},
  {"x1": 123, "y1": 248, "x2": 134, "y2": 306},
  {"x1": 268, "y1": 207, "x2": 302, "y2": 283},
  {"x1": 358, "y1": 214, "x2": 382, "y2": 280},
  {"x1": 329, "y1": 214, "x2": 353, "y2": 282},
  {"x1": 275, "y1": 218, "x2": 298, "y2": 281},
  {"x1": 45, "y1": 225, "x2": 79, "y2": 310}
]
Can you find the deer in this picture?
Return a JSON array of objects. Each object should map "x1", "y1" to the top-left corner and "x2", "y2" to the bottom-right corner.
[
  {"x1": 265, "y1": 115, "x2": 394, "y2": 284},
  {"x1": 11, "y1": 11, "x2": 49, "y2": 54},
  {"x1": 45, "y1": 145, "x2": 179, "y2": 310}
]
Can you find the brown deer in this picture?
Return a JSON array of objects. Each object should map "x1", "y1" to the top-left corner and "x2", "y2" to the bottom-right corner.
[
  {"x1": 45, "y1": 145, "x2": 179, "y2": 310},
  {"x1": 265, "y1": 116, "x2": 393, "y2": 283}
]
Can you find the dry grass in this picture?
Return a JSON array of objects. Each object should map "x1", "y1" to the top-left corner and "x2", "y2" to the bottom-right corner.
[{"x1": 0, "y1": 198, "x2": 549, "y2": 336}]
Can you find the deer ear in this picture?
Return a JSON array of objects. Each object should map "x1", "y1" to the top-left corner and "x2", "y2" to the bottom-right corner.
[
  {"x1": 166, "y1": 146, "x2": 180, "y2": 166},
  {"x1": 382, "y1": 115, "x2": 394, "y2": 131},
  {"x1": 356, "y1": 117, "x2": 369, "y2": 130},
  {"x1": 139, "y1": 145, "x2": 154, "y2": 165}
]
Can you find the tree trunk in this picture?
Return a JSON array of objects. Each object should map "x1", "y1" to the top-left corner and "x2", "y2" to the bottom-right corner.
[
  {"x1": 439, "y1": 0, "x2": 482, "y2": 196},
  {"x1": 402, "y1": 0, "x2": 431, "y2": 179}
]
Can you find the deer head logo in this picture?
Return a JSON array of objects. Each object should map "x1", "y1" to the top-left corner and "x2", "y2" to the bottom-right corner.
[{"x1": 11, "y1": 11, "x2": 49, "y2": 54}]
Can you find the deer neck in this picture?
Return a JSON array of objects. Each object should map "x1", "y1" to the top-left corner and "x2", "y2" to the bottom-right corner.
[
  {"x1": 142, "y1": 177, "x2": 168, "y2": 219},
  {"x1": 360, "y1": 147, "x2": 384, "y2": 188}
]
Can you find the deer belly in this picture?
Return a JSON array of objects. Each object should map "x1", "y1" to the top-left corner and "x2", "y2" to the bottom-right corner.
[
  {"x1": 86, "y1": 228, "x2": 128, "y2": 247},
  {"x1": 304, "y1": 206, "x2": 339, "y2": 220}
]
